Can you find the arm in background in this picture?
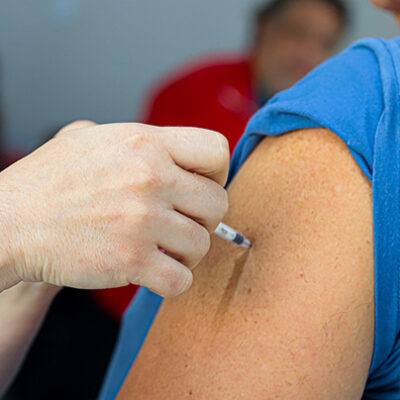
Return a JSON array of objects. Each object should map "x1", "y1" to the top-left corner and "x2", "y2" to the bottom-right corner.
[{"x1": 0, "y1": 283, "x2": 61, "y2": 397}]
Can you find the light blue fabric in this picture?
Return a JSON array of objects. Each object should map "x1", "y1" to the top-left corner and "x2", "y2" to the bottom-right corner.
[
  {"x1": 99, "y1": 38, "x2": 400, "y2": 399},
  {"x1": 98, "y1": 288, "x2": 163, "y2": 400}
]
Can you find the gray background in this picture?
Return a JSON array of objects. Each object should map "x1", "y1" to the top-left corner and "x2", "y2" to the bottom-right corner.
[{"x1": 0, "y1": 0, "x2": 398, "y2": 150}]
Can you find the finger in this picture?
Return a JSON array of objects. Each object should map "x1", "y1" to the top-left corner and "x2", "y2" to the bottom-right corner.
[
  {"x1": 156, "y1": 210, "x2": 211, "y2": 269},
  {"x1": 170, "y1": 166, "x2": 228, "y2": 233},
  {"x1": 56, "y1": 120, "x2": 97, "y2": 137},
  {"x1": 132, "y1": 250, "x2": 193, "y2": 298},
  {"x1": 159, "y1": 126, "x2": 230, "y2": 187}
]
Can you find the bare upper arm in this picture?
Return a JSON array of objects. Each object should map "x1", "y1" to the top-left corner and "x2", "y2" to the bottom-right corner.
[{"x1": 117, "y1": 128, "x2": 375, "y2": 399}]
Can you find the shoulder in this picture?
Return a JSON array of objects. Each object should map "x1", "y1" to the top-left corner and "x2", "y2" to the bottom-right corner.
[
  {"x1": 267, "y1": 38, "x2": 386, "y2": 113},
  {"x1": 238, "y1": 39, "x2": 395, "y2": 181},
  {"x1": 229, "y1": 128, "x2": 373, "y2": 262}
]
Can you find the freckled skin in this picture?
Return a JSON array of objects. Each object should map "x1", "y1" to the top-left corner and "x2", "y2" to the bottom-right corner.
[{"x1": 117, "y1": 129, "x2": 374, "y2": 400}]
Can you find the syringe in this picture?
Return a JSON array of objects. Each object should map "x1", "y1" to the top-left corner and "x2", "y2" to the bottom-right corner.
[{"x1": 214, "y1": 222, "x2": 251, "y2": 248}]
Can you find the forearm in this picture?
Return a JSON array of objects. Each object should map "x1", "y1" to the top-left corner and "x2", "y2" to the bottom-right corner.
[{"x1": 0, "y1": 282, "x2": 61, "y2": 396}]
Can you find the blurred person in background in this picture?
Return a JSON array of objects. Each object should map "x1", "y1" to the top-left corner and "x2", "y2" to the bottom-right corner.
[
  {"x1": 141, "y1": 0, "x2": 348, "y2": 152},
  {"x1": 92, "y1": 0, "x2": 349, "y2": 326}
]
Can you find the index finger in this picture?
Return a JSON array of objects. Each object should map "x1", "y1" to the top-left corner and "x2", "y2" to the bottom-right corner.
[{"x1": 160, "y1": 127, "x2": 230, "y2": 187}]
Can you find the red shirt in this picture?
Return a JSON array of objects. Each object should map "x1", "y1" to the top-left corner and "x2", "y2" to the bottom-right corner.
[
  {"x1": 92, "y1": 54, "x2": 258, "y2": 321},
  {"x1": 141, "y1": 53, "x2": 257, "y2": 153}
]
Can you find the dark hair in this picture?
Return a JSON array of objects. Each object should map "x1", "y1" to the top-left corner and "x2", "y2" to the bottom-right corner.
[{"x1": 256, "y1": 0, "x2": 348, "y2": 28}]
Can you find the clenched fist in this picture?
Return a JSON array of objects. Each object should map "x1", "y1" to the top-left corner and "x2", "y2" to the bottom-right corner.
[{"x1": 0, "y1": 121, "x2": 229, "y2": 297}]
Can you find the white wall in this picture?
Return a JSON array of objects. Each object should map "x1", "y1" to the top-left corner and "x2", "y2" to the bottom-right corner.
[{"x1": 0, "y1": 0, "x2": 398, "y2": 150}]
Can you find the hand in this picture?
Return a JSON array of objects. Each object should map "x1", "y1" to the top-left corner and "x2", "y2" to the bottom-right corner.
[{"x1": 0, "y1": 121, "x2": 229, "y2": 297}]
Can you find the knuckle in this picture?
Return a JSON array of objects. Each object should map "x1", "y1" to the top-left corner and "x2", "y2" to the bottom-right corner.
[
  {"x1": 131, "y1": 162, "x2": 163, "y2": 192},
  {"x1": 216, "y1": 187, "x2": 229, "y2": 219},
  {"x1": 198, "y1": 226, "x2": 211, "y2": 257},
  {"x1": 129, "y1": 205, "x2": 155, "y2": 230},
  {"x1": 114, "y1": 204, "x2": 155, "y2": 239},
  {"x1": 122, "y1": 141, "x2": 166, "y2": 194},
  {"x1": 124, "y1": 246, "x2": 152, "y2": 283},
  {"x1": 143, "y1": 168, "x2": 163, "y2": 191},
  {"x1": 165, "y1": 165, "x2": 179, "y2": 190},
  {"x1": 203, "y1": 185, "x2": 229, "y2": 231},
  {"x1": 123, "y1": 124, "x2": 156, "y2": 149},
  {"x1": 223, "y1": 189, "x2": 229, "y2": 214},
  {"x1": 162, "y1": 267, "x2": 193, "y2": 298},
  {"x1": 212, "y1": 132, "x2": 230, "y2": 167},
  {"x1": 190, "y1": 224, "x2": 211, "y2": 262},
  {"x1": 177, "y1": 217, "x2": 210, "y2": 267},
  {"x1": 125, "y1": 242, "x2": 147, "y2": 266},
  {"x1": 125, "y1": 130, "x2": 149, "y2": 149}
]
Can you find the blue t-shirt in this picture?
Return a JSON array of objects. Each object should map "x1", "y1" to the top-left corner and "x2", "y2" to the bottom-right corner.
[{"x1": 99, "y1": 38, "x2": 400, "y2": 399}]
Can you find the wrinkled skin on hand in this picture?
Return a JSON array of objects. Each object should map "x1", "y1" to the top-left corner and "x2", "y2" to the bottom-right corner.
[{"x1": 0, "y1": 121, "x2": 229, "y2": 298}]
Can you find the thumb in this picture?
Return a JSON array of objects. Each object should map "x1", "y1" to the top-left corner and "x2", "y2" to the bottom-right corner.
[{"x1": 56, "y1": 120, "x2": 97, "y2": 137}]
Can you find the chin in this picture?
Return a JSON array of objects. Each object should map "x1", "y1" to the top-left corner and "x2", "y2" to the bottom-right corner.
[{"x1": 371, "y1": 0, "x2": 400, "y2": 13}]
